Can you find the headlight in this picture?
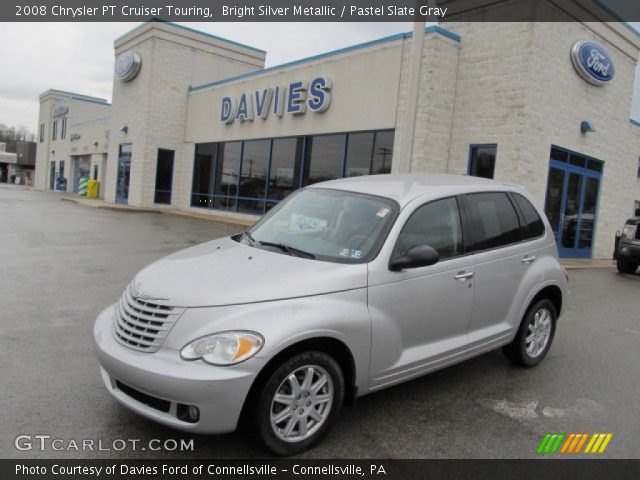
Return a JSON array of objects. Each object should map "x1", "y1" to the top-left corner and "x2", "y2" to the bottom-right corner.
[
  {"x1": 622, "y1": 224, "x2": 637, "y2": 240},
  {"x1": 180, "y1": 331, "x2": 264, "y2": 365}
]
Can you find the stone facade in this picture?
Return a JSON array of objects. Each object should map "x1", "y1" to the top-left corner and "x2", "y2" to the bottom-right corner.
[
  {"x1": 105, "y1": 22, "x2": 266, "y2": 207},
  {"x1": 34, "y1": 90, "x2": 111, "y2": 192},
  {"x1": 33, "y1": 17, "x2": 640, "y2": 258}
]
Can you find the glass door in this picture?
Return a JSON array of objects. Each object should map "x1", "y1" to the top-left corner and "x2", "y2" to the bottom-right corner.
[
  {"x1": 544, "y1": 147, "x2": 603, "y2": 258},
  {"x1": 116, "y1": 144, "x2": 132, "y2": 204},
  {"x1": 49, "y1": 161, "x2": 55, "y2": 190}
]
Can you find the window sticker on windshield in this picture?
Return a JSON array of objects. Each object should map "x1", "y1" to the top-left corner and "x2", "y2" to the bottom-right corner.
[
  {"x1": 290, "y1": 213, "x2": 327, "y2": 233},
  {"x1": 376, "y1": 207, "x2": 390, "y2": 218},
  {"x1": 339, "y1": 248, "x2": 362, "y2": 259}
]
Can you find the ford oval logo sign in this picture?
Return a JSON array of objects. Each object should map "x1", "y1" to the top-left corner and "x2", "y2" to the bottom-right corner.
[{"x1": 570, "y1": 41, "x2": 615, "y2": 86}]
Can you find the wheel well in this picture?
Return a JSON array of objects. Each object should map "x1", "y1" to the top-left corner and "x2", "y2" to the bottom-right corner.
[
  {"x1": 531, "y1": 285, "x2": 563, "y2": 317},
  {"x1": 239, "y1": 337, "x2": 357, "y2": 426}
]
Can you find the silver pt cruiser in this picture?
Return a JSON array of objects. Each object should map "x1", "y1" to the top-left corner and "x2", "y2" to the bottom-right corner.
[{"x1": 94, "y1": 174, "x2": 568, "y2": 455}]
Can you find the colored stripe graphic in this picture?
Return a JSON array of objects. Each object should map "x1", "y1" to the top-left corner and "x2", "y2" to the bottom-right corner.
[
  {"x1": 537, "y1": 433, "x2": 565, "y2": 454},
  {"x1": 584, "y1": 433, "x2": 613, "y2": 453},
  {"x1": 539, "y1": 433, "x2": 613, "y2": 454}
]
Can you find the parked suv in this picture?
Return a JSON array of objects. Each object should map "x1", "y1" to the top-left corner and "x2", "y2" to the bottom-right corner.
[
  {"x1": 616, "y1": 208, "x2": 640, "y2": 274},
  {"x1": 94, "y1": 174, "x2": 567, "y2": 455}
]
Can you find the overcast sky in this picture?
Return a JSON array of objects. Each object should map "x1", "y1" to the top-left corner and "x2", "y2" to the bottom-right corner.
[
  {"x1": 0, "y1": 22, "x2": 412, "y2": 130},
  {"x1": 1, "y1": 21, "x2": 639, "y2": 131}
]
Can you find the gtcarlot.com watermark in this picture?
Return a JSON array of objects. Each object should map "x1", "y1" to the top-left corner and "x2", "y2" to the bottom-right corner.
[{"x1": 14, "y1": 434, "x2": 194, "y2": 452}]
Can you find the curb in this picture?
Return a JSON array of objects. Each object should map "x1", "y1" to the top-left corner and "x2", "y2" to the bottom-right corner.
[
  {"x1": 60, "y1": 196, "x2": 254, "y2": 227},
  {"x1": 58, "y1": 196, "x2": 620, "y2": 257},
  {"x1": 562, "y1": 263, "x2": 615, "y2": 270}
]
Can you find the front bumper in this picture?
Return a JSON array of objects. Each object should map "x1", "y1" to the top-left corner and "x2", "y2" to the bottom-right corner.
[
  {"x1": 618, "y1": 241, "x2": 640, "y2": 262},
  {"x1": 93, "y1": 305, "x2": 268, "y2": 434}
]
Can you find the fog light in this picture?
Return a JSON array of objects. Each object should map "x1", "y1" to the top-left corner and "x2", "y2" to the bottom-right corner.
[
  {"x1": 188, "y1": 406, "x2": 200, "y2": 422},
  {"x1": 177, "y1": 404, "x2": 200, "y2": 423},
  {"x1": 621, "y1": 246, "x2": 629, "y2": 254}
]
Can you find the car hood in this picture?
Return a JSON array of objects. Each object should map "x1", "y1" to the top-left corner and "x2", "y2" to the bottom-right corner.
[{"x1": 130, "y1": 237, "x2": 367, "y2": 307}]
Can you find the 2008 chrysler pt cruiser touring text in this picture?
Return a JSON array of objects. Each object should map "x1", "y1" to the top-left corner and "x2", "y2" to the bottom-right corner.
[{"x1": 93, "y1": 174, "x2": 568, "y2": 455}]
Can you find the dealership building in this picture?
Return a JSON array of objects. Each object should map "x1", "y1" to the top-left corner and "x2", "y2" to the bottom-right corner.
[{"x1": 34, "y1": 0, "x2": 640, "y2": 258}]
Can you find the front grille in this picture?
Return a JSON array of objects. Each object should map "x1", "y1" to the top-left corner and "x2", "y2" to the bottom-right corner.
[
  {"x1": 112, "y1": 286, "x2": 184, "y2": 353},
  {"x1": 116, "y1": 380, "x2": 171, "y2": 412}
]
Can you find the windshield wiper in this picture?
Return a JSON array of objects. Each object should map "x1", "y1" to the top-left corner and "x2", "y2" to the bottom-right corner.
[
  {"x1": 241, "y1": 231, "x2": 315, "y2": 259},
  {"x1": 242, "y1": 230, "x2": 258, "y2": 246},
  {"x1": 257, "y1": 241, "x2": 316, "y2": 259}
]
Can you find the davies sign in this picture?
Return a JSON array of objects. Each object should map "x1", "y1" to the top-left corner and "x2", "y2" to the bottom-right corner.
[
  {"x1": 570, "y1": 41, "x2": 615, "y2": 86},
  {"x1": 220, "y1": 76, "x2": 331, "y2": 124}
]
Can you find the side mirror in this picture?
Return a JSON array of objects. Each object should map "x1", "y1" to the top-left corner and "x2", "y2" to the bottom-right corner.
[
  {"x1": 635, "y1": 208, "x2": 640, "y2": 217},
  {"x1": 389, "y1": 245, "x2": 440, "y2": 271}
]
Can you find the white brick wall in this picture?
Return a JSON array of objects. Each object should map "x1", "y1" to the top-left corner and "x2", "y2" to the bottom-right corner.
[
  {"x1": 34, "y1": 91, "x2": 111, "y2": 192},
  {"x1": 431, "y1": 20, "x2": 640, "y2": 258},
  {"x1": 106, "y1": 23, "x2": 266, "y2": 207},
  {"x1": 33, "y1": 18, "x2": 640, "y2": 259},
  {"x1": 393, "y1": 33, "x2": 461, "y2": 174}
]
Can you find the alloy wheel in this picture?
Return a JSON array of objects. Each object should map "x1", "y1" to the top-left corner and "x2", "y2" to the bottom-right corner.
[
  {"x1": 270, "y1": 365, "x2": 334, "y2": 442},
  {"x1": 525, "y1": 307, "x2": 552, "y2": 358}
]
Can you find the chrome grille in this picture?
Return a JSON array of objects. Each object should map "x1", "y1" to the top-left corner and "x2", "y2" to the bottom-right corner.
[{"x1": 113, "y1": 286, "x2": 184, "y2": 352}]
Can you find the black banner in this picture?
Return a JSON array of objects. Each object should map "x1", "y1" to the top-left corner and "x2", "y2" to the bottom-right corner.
[
  {"x1": 2, "y1": 459, "x2": 640, "y2": 480},
  {"x1": 3, "y1": 0, "x2": 640, "y2": 22}
]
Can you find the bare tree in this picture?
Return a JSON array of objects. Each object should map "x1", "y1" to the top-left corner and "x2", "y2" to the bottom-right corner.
[{"x1": 0, "y1": 122, "x2": 35, "y2": 151}]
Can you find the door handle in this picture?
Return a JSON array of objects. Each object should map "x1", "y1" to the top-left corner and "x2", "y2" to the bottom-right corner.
[
  {"x1": 522, "y1": 254, "x2": 537, "y2": 264},
  {"x1": 454, "y1": 271, "x2": 474, "y2": 280}
]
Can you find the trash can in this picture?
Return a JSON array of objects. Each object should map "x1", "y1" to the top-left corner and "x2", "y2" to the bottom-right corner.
[
  {"x1": 87, "y1": 180, "x2": 100, "y2": 199},
  {"x1": 55, "y1": 177, "x2": 67, "y2": 191},
  {"x1": 78, "y1": 177, "x2": 89, "y2": 197}
]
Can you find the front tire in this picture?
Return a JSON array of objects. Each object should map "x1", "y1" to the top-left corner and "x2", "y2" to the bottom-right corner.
[
  {"x1": 255, "y1": 351, "x2": 344, "y2": 456},
  {"x1": 617, "y1": 258, "x2": 638, "y2": 274},
  {"x1": 503, "y1": 299, "x2": 557, "y2": 367}
]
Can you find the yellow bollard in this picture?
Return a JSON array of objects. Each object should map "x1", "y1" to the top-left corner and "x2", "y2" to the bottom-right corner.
[{"x1": 87, "y1": 180, "x2": 100, "y2": 199}]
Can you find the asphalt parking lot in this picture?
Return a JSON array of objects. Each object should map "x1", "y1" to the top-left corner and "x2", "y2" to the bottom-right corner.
[{"x1": 1, "y1": 185, "x2": 639, "y2": 459}]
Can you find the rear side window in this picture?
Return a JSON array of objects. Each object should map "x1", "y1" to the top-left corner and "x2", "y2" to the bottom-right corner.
[
  {"x1": 393, "y1": 197, "x2": 463, "y2": 260},
  {"x1": 511, "y1": 193, "x2": 545, "y2": 240},
  {"x1": 465, "y1": 192, "x2": 521, "y2": 251}
]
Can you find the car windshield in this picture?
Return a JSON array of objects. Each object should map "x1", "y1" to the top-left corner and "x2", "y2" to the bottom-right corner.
[{"x1": 241, "y1": 188, "x2": 398, "y2": 263}]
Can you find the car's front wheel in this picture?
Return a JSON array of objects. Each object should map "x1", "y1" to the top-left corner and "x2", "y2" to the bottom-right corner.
[
  {"x1": 255, "y1": 351, "x2": 344, "y2": 456},
  {"x1": 503, "y1": 299, "x2": 557, "y2": 367},
  {"x1": 617, "y1": 258, "x2": 638, "y2": 274}
]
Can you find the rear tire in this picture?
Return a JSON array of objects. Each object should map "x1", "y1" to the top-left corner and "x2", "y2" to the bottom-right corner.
[
  {"x1": 503, "y1": 299, "x2": 557, "y2": 367},
  {"x1": 617, "y1": 258, "x2": 638, "y2": 274},
  {"x1": 255, "y1": 351, "x2": 344, "y2": 456}
]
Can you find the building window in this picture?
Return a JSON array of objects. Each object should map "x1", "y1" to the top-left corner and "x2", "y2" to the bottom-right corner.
[
  {"x1": 52, "y1": 121, "x2": 58, "y2": 141},
  {"x1": 154, "y1": 149, "x2": 174, "y2": 204},
  {"x1": 213, "y1": 141, "x2": 241, "y2": 211},
  {"x1": 60, "y1": 117, "x2": 67, "y2": 140},
  {"x1": 268, "y1": 137, "x2": 304, "y2": 205},
  {"x1": 468, "y1": 144, "x2": 497, "y2": 179},
  {"x1": 39, "y1": 123, "x2": 45, "y2": 143},
  {"x1": 303, "y1": 134, "x2": 344, "y2": 186},
  {"x1": 191, "y1": 129, "x2": 394, "y2": 214},
  {"x1": 345, "y1": 132, "x2": 375, "y2": 177},
  {"x1": 238, "y1": 139, "x2": 269, "y2": 213},
  {"x1": 372, "y1": 130, "x2": 394, "y2": 174},
  {"x1": 59, "y1": 160, "x2": 65, "y2": 179},
  {"x1": 191, "y1": 143, "x2": 216, "y2": 209},
  {"x1": 344, "y1": 130, "x2": 395, "y2": 177}
]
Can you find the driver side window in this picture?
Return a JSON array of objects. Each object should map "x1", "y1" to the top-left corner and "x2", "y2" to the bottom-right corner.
[{"x1": 393, "y1": 197, "x2": 463, "y2": 260}]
